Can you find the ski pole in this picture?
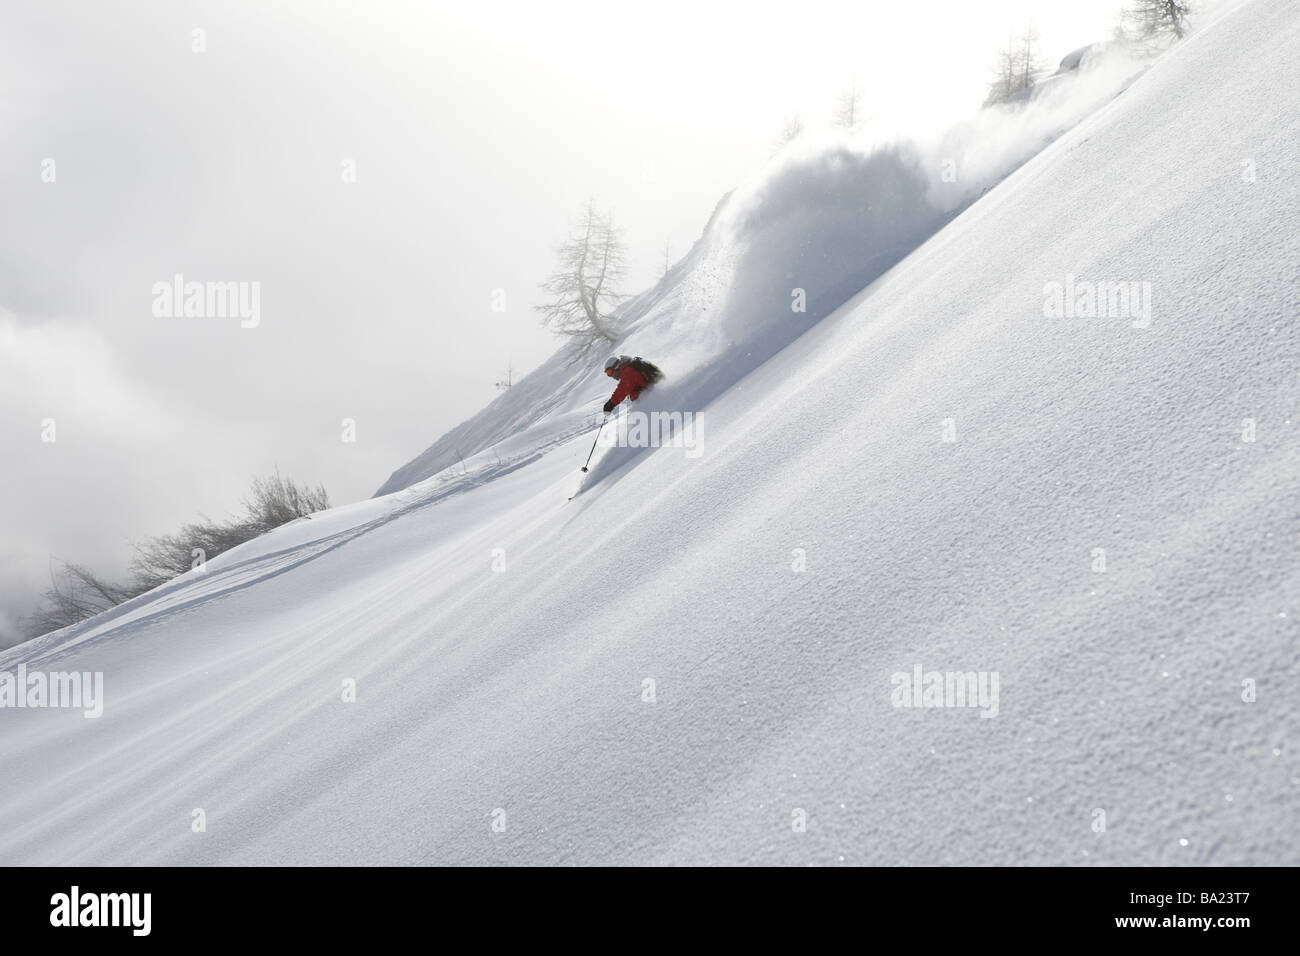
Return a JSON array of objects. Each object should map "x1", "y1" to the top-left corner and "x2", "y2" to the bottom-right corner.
[{"x1": 581, "y1": 416, "x2": 608, "y2": 472}]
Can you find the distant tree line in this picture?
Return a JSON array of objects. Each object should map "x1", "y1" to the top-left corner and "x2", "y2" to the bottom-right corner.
[
  {"x1": 984, "y1": 2, "x2": 1193, "y2": 108},
  {"x1": 25, "y1": 472, "x2": 328, "y2": 638}
]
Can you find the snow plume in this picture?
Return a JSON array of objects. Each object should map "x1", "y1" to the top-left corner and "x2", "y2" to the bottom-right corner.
[
  {"x1": 607, "y1": 42, "x2": 1148, "y2": 437},
  {"x1": 924, "y1": 43, "x2": 1147, "y2": 211},
  {"x1": 693, "y1": 42, "x2": 1148, "y2": 371},
  {"x1": 710, "y1": 142, "x2": 943, "y2": 349}
]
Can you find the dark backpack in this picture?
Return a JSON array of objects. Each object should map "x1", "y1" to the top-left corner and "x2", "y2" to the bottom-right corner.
[{"x1": 626, "y1": 356, "x2": 664, "y2": 386}]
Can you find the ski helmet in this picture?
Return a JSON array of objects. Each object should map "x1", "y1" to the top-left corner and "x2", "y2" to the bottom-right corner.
[{"x1": 604, "y1": 356, "x2": 622, "y2": 376}]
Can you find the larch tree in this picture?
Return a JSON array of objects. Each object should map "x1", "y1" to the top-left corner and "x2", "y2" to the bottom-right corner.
[
  {"x1": 985, "y1": 24, "x2": 1045, "y2": 107},
  {"x1": 776, "y1": 112, "x2": 806, "y2": 149},
  {"x1": 1123, "y1": 0, "x2": 1191, "y2": 41},
  {"x1": 833, "y1": 77, "x2": 865, "y2": 130},
  {"x1": 536, "y1": 200, "x2": 628, "y2": 352}
]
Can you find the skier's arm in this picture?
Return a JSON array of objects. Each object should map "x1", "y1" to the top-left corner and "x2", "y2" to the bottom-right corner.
[{"x1": 604, "y1": 378, "x2": 634, "y2": 412}]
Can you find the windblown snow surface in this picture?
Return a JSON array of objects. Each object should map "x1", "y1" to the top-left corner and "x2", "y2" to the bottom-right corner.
[{"x1": 3, "y1": 0, "x2": 1297, "y2": 865}]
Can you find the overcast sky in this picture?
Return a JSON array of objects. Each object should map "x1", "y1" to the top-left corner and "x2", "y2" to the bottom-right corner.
[{"x1": 0, "y1": 0, "x2": 1128, "y2": 644}]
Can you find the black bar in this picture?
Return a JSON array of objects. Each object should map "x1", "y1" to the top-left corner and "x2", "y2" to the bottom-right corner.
[{"x1": 9, "y1": 866, "x2": 1289, "y2": 943}]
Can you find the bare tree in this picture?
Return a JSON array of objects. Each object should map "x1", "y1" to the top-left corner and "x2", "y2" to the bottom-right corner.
[
  {"x1": 241, "y1": 471, "x2": 329, "y2": 534},
  {"x1": 985, "y1": 24, "x2": 1045, "y2": 106},
  {"x1": 130, "y1": 473, "x2": 327, "y2": 591},
  {"x1": 129, "y1": 518, "x2": 250, "y2": 592},
  {"x1": 24, "y1": 561, "x2": 144, "y2": 636},
  {"x1": 661, "y1": 239, "x2": 674, "y2": 279},
  {"x1": 986, "y1": 40, "x2": 1019, "y2": 106},
  {"x1": 833, "y1": 77, "x2": 865, "y2": 129},
  {"x1": 1122, "y1": 0, "x2": 1191, "y2": 42},
  {"x1": 20, "y1": 472, "x2": 331, "y2": 639},
  {"x1": 536, "y1": 200, "x2": 627, "y2": 351},
  {"x1": 775, "y1": 112, "x2": 806, "y2": 150},
  {"x1": 1019, "y1": 24, "x2": 1044, "y2": 91}
]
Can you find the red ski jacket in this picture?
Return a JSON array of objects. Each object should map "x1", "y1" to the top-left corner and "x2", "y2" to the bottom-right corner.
[{"x1": 606, "y1": 364, "x2": 649, "y2": 409}]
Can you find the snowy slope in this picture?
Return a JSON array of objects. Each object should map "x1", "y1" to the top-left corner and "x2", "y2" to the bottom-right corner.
[
  {"x1": 374, "y1": 40, "x2": 1149, "y2": 498},
  {"x1": 2, "y1": 0, "x2": 1297, "y2": 866}
]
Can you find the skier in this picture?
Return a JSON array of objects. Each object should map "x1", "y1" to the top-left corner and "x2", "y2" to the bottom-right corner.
[{"x1": 602, "y1": 355, "x2": 663, "y2": 414}]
